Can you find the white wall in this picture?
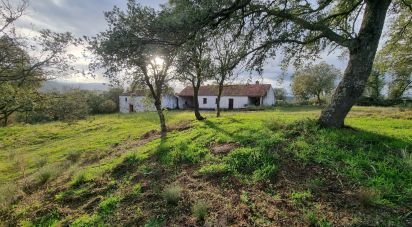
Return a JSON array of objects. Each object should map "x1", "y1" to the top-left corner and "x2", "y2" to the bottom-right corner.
[
  {"x1": 198, "y1": 96, "x2": 250, "y2": 109},
  {"x1": 263, "y1": 87, "x2": 276, "y2": 106},
  {"x1": 119, "y1": 95, "x2": 178, "y2": 113}
]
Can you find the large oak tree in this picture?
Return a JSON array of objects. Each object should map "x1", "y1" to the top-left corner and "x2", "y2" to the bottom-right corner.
[{"x1": 190, "y1": 0, "x2": 411, "y2": 127}]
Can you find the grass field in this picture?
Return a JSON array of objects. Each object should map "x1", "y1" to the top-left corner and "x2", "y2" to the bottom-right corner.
[{"x1": 0, "y1": 106, "x2": 411, "y2": 226}]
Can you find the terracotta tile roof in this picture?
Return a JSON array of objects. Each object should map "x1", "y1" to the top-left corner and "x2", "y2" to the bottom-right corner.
[{"x1": 178, "y1": 84, "x2": 272, "y2": 97}]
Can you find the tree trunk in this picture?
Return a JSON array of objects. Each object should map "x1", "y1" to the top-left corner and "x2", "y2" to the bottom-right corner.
[
  {"x1": 3, "y1": 114, "x2": 9, "y2": 127},
  {"x1": 193, "y1": 82, "x2": 205, "y2": 121},
  {"x1": 154, "y1": 100, "x2": 167, "y2": 137},
  {"x1": 319, "y1": 0, "x2": 391, "y2": 128},
  {"x1": 216, "y1": 83, "x2": 224, "y2": 117},
  {"x1": 316, "y1": 93, "x2": 321, "y2": 105}
]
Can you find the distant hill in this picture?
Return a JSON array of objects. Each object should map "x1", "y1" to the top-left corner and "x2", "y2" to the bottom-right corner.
[{"x1": 40, "y1": 81, "x2": 111, "y2": 92}]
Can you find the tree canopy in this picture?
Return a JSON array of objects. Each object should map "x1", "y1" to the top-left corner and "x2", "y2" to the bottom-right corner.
[{"x1": 292, "y1": 62, "x2": 340, "y2": 104}]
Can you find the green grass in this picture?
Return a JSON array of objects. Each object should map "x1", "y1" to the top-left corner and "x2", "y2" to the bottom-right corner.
[
  {"x1": 1, "y1": 106, "x2": 411, "y2": 226},
  {"x1": 0, "y1": 112, "x2": 193, "y2": 184}
]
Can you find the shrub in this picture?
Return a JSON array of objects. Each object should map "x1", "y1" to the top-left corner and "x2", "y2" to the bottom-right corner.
[
  {"x1": 99, "y1": 100, "x2": 117, "y2": 114},
  {"x1": 192, "y1": 200, "x2": 208, "y2": 221},
  {"x1": 162, "y1": 185, "x2": 182, "y2": 205}
]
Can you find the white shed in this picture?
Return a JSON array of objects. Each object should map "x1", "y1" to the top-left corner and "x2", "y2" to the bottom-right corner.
[
  {"x1": 177, "y1": 82, "x2": 276, "y2": 110},
  {"x1": 119, "y1": 91, "x2": 178, "y2": 113}
]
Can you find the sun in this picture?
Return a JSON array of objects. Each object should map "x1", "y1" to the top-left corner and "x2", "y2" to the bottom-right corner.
[{"x1": 152, "y1": 56, "x2": 165, "y2": 66}]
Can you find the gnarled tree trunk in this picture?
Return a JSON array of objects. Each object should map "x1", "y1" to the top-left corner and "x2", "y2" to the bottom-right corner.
[
  {"x1": 154, "y1": 100, "x2": 167, "y2": 137},
  {"x1": 192, "y1": 80, "x2": 205, "y2": 121},
  {"x1": 319, "y1": 0, "x2": 391, "y2": 128}
]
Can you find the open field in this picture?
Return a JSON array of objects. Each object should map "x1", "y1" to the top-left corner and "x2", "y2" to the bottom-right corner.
[{"x1": 0, "y1": 106, "x2": 411, "y2": 226}]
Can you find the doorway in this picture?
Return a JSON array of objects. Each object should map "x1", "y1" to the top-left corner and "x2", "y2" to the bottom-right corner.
[
  {"x1": 228, "y1": 98, "x2": 234, "y2": 110},
  {"x1": 129, "y1": 104, "x2": 134, "y2": 113}
]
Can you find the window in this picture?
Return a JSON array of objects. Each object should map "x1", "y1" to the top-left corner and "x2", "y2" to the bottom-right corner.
[
  {"x1": 203, "y1": 98, "x2": 207, "y2": 104},
  {"x1": 125, "y1": 97, "x2": 127, "y2": 102}
]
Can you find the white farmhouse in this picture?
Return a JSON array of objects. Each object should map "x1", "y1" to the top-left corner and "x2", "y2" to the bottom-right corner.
[
  {"x1": 119, "y1": 91, "x2": 178, "y2": 113},
  {"x1": 177, "y1": 82, "x2": 275, "y2": 110}
]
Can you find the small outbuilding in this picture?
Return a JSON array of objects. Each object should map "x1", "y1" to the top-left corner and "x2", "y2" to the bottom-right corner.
[{"x1": 119, "y1": 91, "x2": 178, "y2": 113}]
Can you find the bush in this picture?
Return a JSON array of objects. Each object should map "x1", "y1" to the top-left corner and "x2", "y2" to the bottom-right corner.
[
  {"x1": 192, "y1": 200, "x2": 208, "y2": 221},
  {"x1": 99, "y1": 100, "x2": 117, "y2": 114},
  {"x1": 162, "y1": 185, "x2": 182, "y2": 205},
  {"x1": 356, "y1": 96, "x2": 404, "y2": 107}
]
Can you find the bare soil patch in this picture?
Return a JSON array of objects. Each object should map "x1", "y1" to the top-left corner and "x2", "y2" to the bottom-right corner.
[{"x1": 210, "y1": 142, "x2": 240, "y2": 155}]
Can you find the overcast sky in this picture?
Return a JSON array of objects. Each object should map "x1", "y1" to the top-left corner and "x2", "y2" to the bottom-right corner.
[{"x1": 16, "y1": 0, "x2": 351, "y2": 93}]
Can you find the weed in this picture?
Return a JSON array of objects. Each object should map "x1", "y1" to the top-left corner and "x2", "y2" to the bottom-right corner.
[
  {"x1": 225, "y1": 147, "x2": 278, "y2": 182},
  {"x1": 291, "y1": 190, "x2": 312, "y2": 205},
  {"x1": 192, "y1": 200, "x2": 208, "y2": 221},
  {"x1": 168, "y1": 142, "x2": 208, "y2": 165},
  {"x1": 162, "y1": 185, "x2": 182, "y2": 205},
  {"x1": 304, "y1": 209, "x2": 332, "y2": 227},
  {"x1": 197, "y1": 163, "x2": 228, "y2": 177},
  {"x1": 99, "y1": 196, "x2": 120, "y2": 217},
  {"x1": 124, "y1": 153, "x2": 144, "y2": 165},
  {"x1": 0, "y1": 183, "x2": 20, "y2": 209},
  {"x1": 144, "y1": 218, "x2": 165, "y2": 227},
  {"x1": 71, "y1": 214, "x2": 102, "y2": 227},
  {"x1": 34, "y1": 157, "x2": 47, "y2": 168},
  {"x1": 306, "y1": 177, "x2": 325, "y2": 191},
  {"x1": 252, "y1": 164, "x2": 278, "y2": 182},
  {"x1": 33, "y1": 209, "x2": 60, "y2": 226},
  {"x1": 400, "y1": 148, "x2": 412, "y2": 168},
  {"x1": 71, "y1": 172, "x2": 87, "y2": 187},
  {"x1": 357, "y1": 187, "x2": 381, "y2": 207},
  {"x1": 35, "y1": 165, "x2": 60, "y2": 185},
  {"x1": 240, "y1": 191, "x2": 249, "y2": 204},
  {"x1": 133, "y1": 183, "x2": 142, "y2": 196},
  {"x1": 67, "y1": 151, "x2": 81, "y2": 163},
  {"x1": 265, "y1": 120, "x2": 283, "y2": 131}
]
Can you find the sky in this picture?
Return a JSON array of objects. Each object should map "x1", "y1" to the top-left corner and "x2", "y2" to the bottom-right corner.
[{"x1": 15, "y1": 0, "x2": 351, "y2": 94}]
